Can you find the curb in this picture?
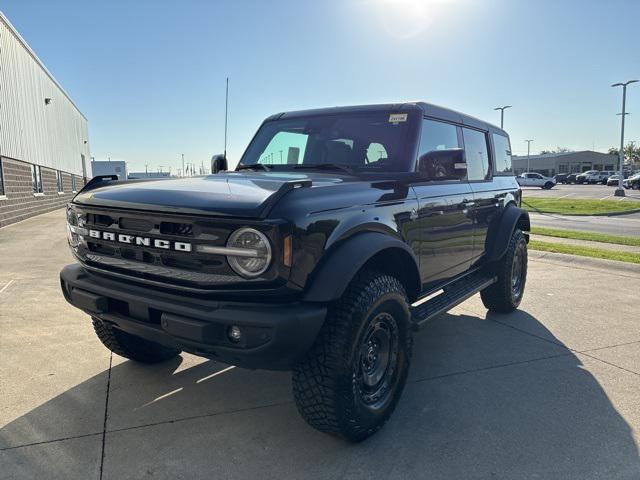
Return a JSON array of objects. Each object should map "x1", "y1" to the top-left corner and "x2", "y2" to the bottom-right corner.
[{"x1": 529, "y1": 249, "x2": 640, "y2": 275}]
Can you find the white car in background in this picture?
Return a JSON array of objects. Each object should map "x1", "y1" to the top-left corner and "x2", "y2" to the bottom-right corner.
[{"x1": 516, "y1": 172, "x2": 556, "y2": 189}]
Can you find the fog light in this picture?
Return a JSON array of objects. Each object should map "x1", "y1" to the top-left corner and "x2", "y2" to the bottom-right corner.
[{"x1": 227, "y1": 325, "x2": 242, "y2": 343}]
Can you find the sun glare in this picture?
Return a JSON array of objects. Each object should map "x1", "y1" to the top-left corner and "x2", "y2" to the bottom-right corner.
[{"x1": 369, "y1": 0, "x2": 457, "y2": 39}]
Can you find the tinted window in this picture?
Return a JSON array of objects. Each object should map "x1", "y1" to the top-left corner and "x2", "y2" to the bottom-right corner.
[
  {"x1": 462, "y1": 128, "x2": 489, "y2": 181},
  {"x1": 418, "y1": 119, "x2": 460, "y2": 155},
  {"x1": 56, "y1": 171, "x2": 64, "y2": 192},
  {"x1": 240, "y1": 111, "x2": 419, "y2": 172},
  {"x1": 492, "y1": 133, "x2": 512, "y2": 174},
  {"x1": 417, "y1": 119, "x2": 463, "y2": 179}
]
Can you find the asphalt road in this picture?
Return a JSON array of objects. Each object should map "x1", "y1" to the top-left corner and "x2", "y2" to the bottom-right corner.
[
  {"x1": 522, "y1": 183, "x2": 640, "y2": 201},
  {"x1": 529, "y1": 211, "x2": 640, "y2": 237},
  {"x1": 2, "y1": 210, "x2": 640, "y2": 479}
]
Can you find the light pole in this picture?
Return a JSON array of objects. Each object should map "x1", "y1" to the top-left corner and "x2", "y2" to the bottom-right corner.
[
  {"x1": 494, "y1": 105, "x2": 512, "y2": 129},
  {"x1": 525, "y1": 139, "x2": 533, "y2": 172},
  {"x1": 612, "y1": 80, "x2": 638, "y2": 197}
]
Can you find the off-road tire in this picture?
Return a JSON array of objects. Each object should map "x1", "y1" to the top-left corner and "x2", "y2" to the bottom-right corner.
[
  {"x1": 292, "y1": 270, "x2": 412, "y2": 442},
  {"x1": 481, "y1": 228, "x2": 528, "y2": 313},
  {"x1": 92, "y1": 317, "x2": 181, "y2": 363}
]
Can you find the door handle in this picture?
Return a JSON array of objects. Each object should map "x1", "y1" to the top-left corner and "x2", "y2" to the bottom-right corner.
[{"x1": 424, "y1": 210, "x2": 444, "y2": 217}]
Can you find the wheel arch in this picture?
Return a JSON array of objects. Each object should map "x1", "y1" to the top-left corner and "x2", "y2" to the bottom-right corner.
[
  {"x1": 303, "y1": 232, "x2": 421, "y2": 303},
  {"x1": 485, "y1": 206, "x2": 530, "y2": 262}
]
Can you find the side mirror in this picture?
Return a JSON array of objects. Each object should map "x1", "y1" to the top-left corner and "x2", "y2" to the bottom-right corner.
[
  {"x1": 418, "y1": 148, "x2": 467, "y2": 180},
  {"x1": 211, "y1": 154, "x2": 228, "y2": 174}
]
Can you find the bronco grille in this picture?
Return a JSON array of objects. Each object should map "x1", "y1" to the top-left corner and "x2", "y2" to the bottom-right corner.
[{"x1": 72, "y1": 207, "x2": 271, "y2": 289}]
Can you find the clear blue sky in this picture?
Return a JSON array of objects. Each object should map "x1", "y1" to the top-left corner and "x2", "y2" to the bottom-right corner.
[{"x1": 3, "y1": 0, "x2": 639, "y2": 172}]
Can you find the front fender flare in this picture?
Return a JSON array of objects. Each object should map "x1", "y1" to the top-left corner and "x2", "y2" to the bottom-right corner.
[{"x1": 302, "y1": 232, "x2": 420, "y2": 303}]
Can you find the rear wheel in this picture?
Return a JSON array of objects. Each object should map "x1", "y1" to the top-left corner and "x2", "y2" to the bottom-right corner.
[
  {"x1": 292, "y1": 270, "x2": 412, "y2": 442},
  {"x1": 92, "y1": 317, "x2": 181, "y2": 363},
  {"x1": 481, "y1": 229, "x2": 528, "y2": 313}
]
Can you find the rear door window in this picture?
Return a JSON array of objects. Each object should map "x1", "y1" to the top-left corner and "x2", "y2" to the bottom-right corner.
[
  {"x1": 462, "y1": 128, "x2": 489, "y2": 181},
  {"x1": 492, "y1": 133, "x2": 512, "y2": 175}
]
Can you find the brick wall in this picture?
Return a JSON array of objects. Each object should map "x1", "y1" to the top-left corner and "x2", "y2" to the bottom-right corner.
[{"x1": 0, "y1": 156, "x2": 85, "y2": 228}]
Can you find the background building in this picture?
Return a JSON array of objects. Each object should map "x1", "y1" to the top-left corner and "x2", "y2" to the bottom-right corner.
[
  {"x1": 512, "y1": 151, "x2": 619, "y2": 176},
  {"x1": 0, "y1": 11, "x2": 90, "y2": 228},
  {"x1": 91, "y1": 160, "x2": 127, "y2": 181}
]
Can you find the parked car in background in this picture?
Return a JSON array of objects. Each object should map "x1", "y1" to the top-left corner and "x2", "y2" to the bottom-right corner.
[
  {"x1": 607, "y1": 174, "x2": 622, "y2": 186},
  {"x1": 624, "y1": 173, "x2": 640, "y2": 189},
  {"x1": 566, "y1": 173, "x2": 578, "y2": 184},
  {"x1": 517, "y1": 172, "x2": 556, "y2": 189},
  {"x1": 585, "y1": 170, "x2": 613, "y2": 184},
  {"x1": 554, "y1": 173, "x2": 569, "y2": 184},
  {"x1": 575, "y1": 171, "x2": 595, "y2": 184}
]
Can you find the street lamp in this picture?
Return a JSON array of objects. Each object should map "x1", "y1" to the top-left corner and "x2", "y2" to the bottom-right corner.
[
  {"x1": 494, "y1": 105, "x2": 512, "y2": 129},
  {"x1": 525, "y1": 139, "x2": 533, "y2": 172},
  {"x1": 611, "y1": 80, "x2": 638, "y2": 197}
]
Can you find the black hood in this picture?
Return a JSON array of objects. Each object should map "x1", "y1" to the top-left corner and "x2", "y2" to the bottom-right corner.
[{"x1": 72, "y1": 172, "x2": 347, "y2": 218}]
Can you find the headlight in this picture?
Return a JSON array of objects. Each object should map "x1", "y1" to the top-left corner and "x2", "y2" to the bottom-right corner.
[
  {"x1": 66, "y1": 208, "x2": 87, "y2": 249},
  {"x1": 225, "y1": 228, "x2": 272, "y2": 278}
]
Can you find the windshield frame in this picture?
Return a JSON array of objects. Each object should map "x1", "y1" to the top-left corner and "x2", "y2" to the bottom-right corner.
[{"x1": 237, "y1": 110, "x2": 421, "y2": 175}]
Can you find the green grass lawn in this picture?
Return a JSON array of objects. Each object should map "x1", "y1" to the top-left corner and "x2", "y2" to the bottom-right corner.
[
  {"x1": 530, "y1": 227, "x2": 640, "y2": 247},
  {"x1": 522, "y1": 198, "x2": 640, "y2": 215},
  {"x1": 529, "y1": 240, "x2": 640, "y2": 264}
]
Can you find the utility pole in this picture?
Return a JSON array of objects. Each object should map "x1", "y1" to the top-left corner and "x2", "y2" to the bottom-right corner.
[
  {"x1": 181, "y1": 154, "x2": 185, "y2": 177},
  {"x1": 144, "y1": 163, "x2": 148, "y2": 176},
  {"x1": 224, "y1": 77, "x2": 229, "y2": 159},
  {"x1": 525, "y1": 139, "x2": 533, "y2": 172},
  {"x1": 494, "y1": 105, "x2": 512, "y2": 129},
  {"x1": 612, "y1": 80, "x2": 638, "y2": 197}
]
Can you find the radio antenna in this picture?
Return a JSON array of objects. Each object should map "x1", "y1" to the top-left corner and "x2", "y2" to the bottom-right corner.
[{"x1": 224, "y1": 77, "x2": 229, "y2": 159}]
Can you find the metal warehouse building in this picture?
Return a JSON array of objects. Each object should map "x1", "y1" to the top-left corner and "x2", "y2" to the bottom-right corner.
[{"x1": 0, "y1": 11, "x2": 90, "y2": 228}]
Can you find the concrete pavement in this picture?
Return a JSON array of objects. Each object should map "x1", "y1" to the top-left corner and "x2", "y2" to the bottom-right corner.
[{"x1": 2, "y1": 209, "x2": 640, "y2": 479}]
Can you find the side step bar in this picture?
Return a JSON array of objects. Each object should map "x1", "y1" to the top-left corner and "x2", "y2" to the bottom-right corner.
[{"x1": 410, "y1": 272, "x2": 497, "y2": 330}]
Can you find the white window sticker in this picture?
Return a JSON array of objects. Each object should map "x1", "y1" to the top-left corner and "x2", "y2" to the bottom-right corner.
[{"x1": 389, "y1": 113, "x2": 408, "y2": 123}]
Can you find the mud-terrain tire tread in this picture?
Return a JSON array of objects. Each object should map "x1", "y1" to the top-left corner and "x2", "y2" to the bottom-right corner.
[
  {"x1": 92, "y1": 317, "x2": 181, "y2": 363},
  {"x1": 292, "y1": 269, "x2": 412, "y2": 442},
  {"x1": 481, "y1": 228, "x2": 527, "y2": 313}
]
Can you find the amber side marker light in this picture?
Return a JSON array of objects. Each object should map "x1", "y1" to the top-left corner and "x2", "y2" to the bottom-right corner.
[{"x1": 283, "y1": 235, "x2": 293, "y2": 267}]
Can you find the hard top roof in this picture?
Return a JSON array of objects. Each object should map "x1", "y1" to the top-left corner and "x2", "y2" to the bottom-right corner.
[{"x1": 267, "y1": 102, "x2": 507, "y2": 136}]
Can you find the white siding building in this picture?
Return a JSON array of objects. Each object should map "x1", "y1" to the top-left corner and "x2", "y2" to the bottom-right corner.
[{"x1": 0, "y1": 11, "x2": 90, "y2": 227}]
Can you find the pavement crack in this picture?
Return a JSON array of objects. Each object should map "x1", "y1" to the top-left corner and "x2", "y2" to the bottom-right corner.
[
  {"x1": 99, "y1": 353, "x2": 113, "y2": 480},
  {"x1": 578, "y1": 351, "x2": 640, "y2": 378},
  {"x1": 408, "y1": 351, "x2": 573, "y2": 384},
  {"x1": 0, "y1": 431, "x2": 103, "y2": 452},
  {"x1": 104, "y1": 400, "x2": 294, "y2": 437}
]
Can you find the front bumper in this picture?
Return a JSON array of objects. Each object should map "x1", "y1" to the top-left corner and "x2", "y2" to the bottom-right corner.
[{"x1": 60, "y1": 264, "x2": 327, "y2": 370}]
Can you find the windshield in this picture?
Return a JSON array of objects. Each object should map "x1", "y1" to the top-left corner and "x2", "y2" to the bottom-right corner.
[{"x1": 238, "y1": 111, "x2": 420, "y2": 173}]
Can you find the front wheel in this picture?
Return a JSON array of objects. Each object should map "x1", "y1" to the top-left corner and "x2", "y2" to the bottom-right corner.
[
  {"x1": 543, "y1": 182, "x2": 554, "y2": 189},
  {"x1": 292, "y1": 270, "x2": 412, "y2": 442},
  {"x1": 481, "y1": 229, "x2": 528, "y2": 313}
]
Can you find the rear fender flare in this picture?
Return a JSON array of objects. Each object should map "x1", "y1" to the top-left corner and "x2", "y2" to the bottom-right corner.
[{"x1": 485, "y1": 206, "x2": 530, "y2": 262}]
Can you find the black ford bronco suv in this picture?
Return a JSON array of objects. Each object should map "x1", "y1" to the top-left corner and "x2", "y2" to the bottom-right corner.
[{"x1": 61, "y1": 102, "x2": 529, "y2": 441}]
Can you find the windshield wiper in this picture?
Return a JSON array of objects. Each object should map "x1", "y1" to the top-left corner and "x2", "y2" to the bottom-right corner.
[
  {"x1": 293, "y1": 163, "x2": 356, "y2": 175},
  {"x1": 236, "y1": 163, "x2": 271, "y2": 172}
]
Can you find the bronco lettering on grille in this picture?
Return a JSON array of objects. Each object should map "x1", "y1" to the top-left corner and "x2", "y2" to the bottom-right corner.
[{"x1": 88, "y1": 229, "x2": 192, "y2": 252}]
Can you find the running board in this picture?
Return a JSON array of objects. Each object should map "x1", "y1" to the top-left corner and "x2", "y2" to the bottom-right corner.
[{"x1": 410, "y1": 272, "x2": 497, "y2": 330}]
